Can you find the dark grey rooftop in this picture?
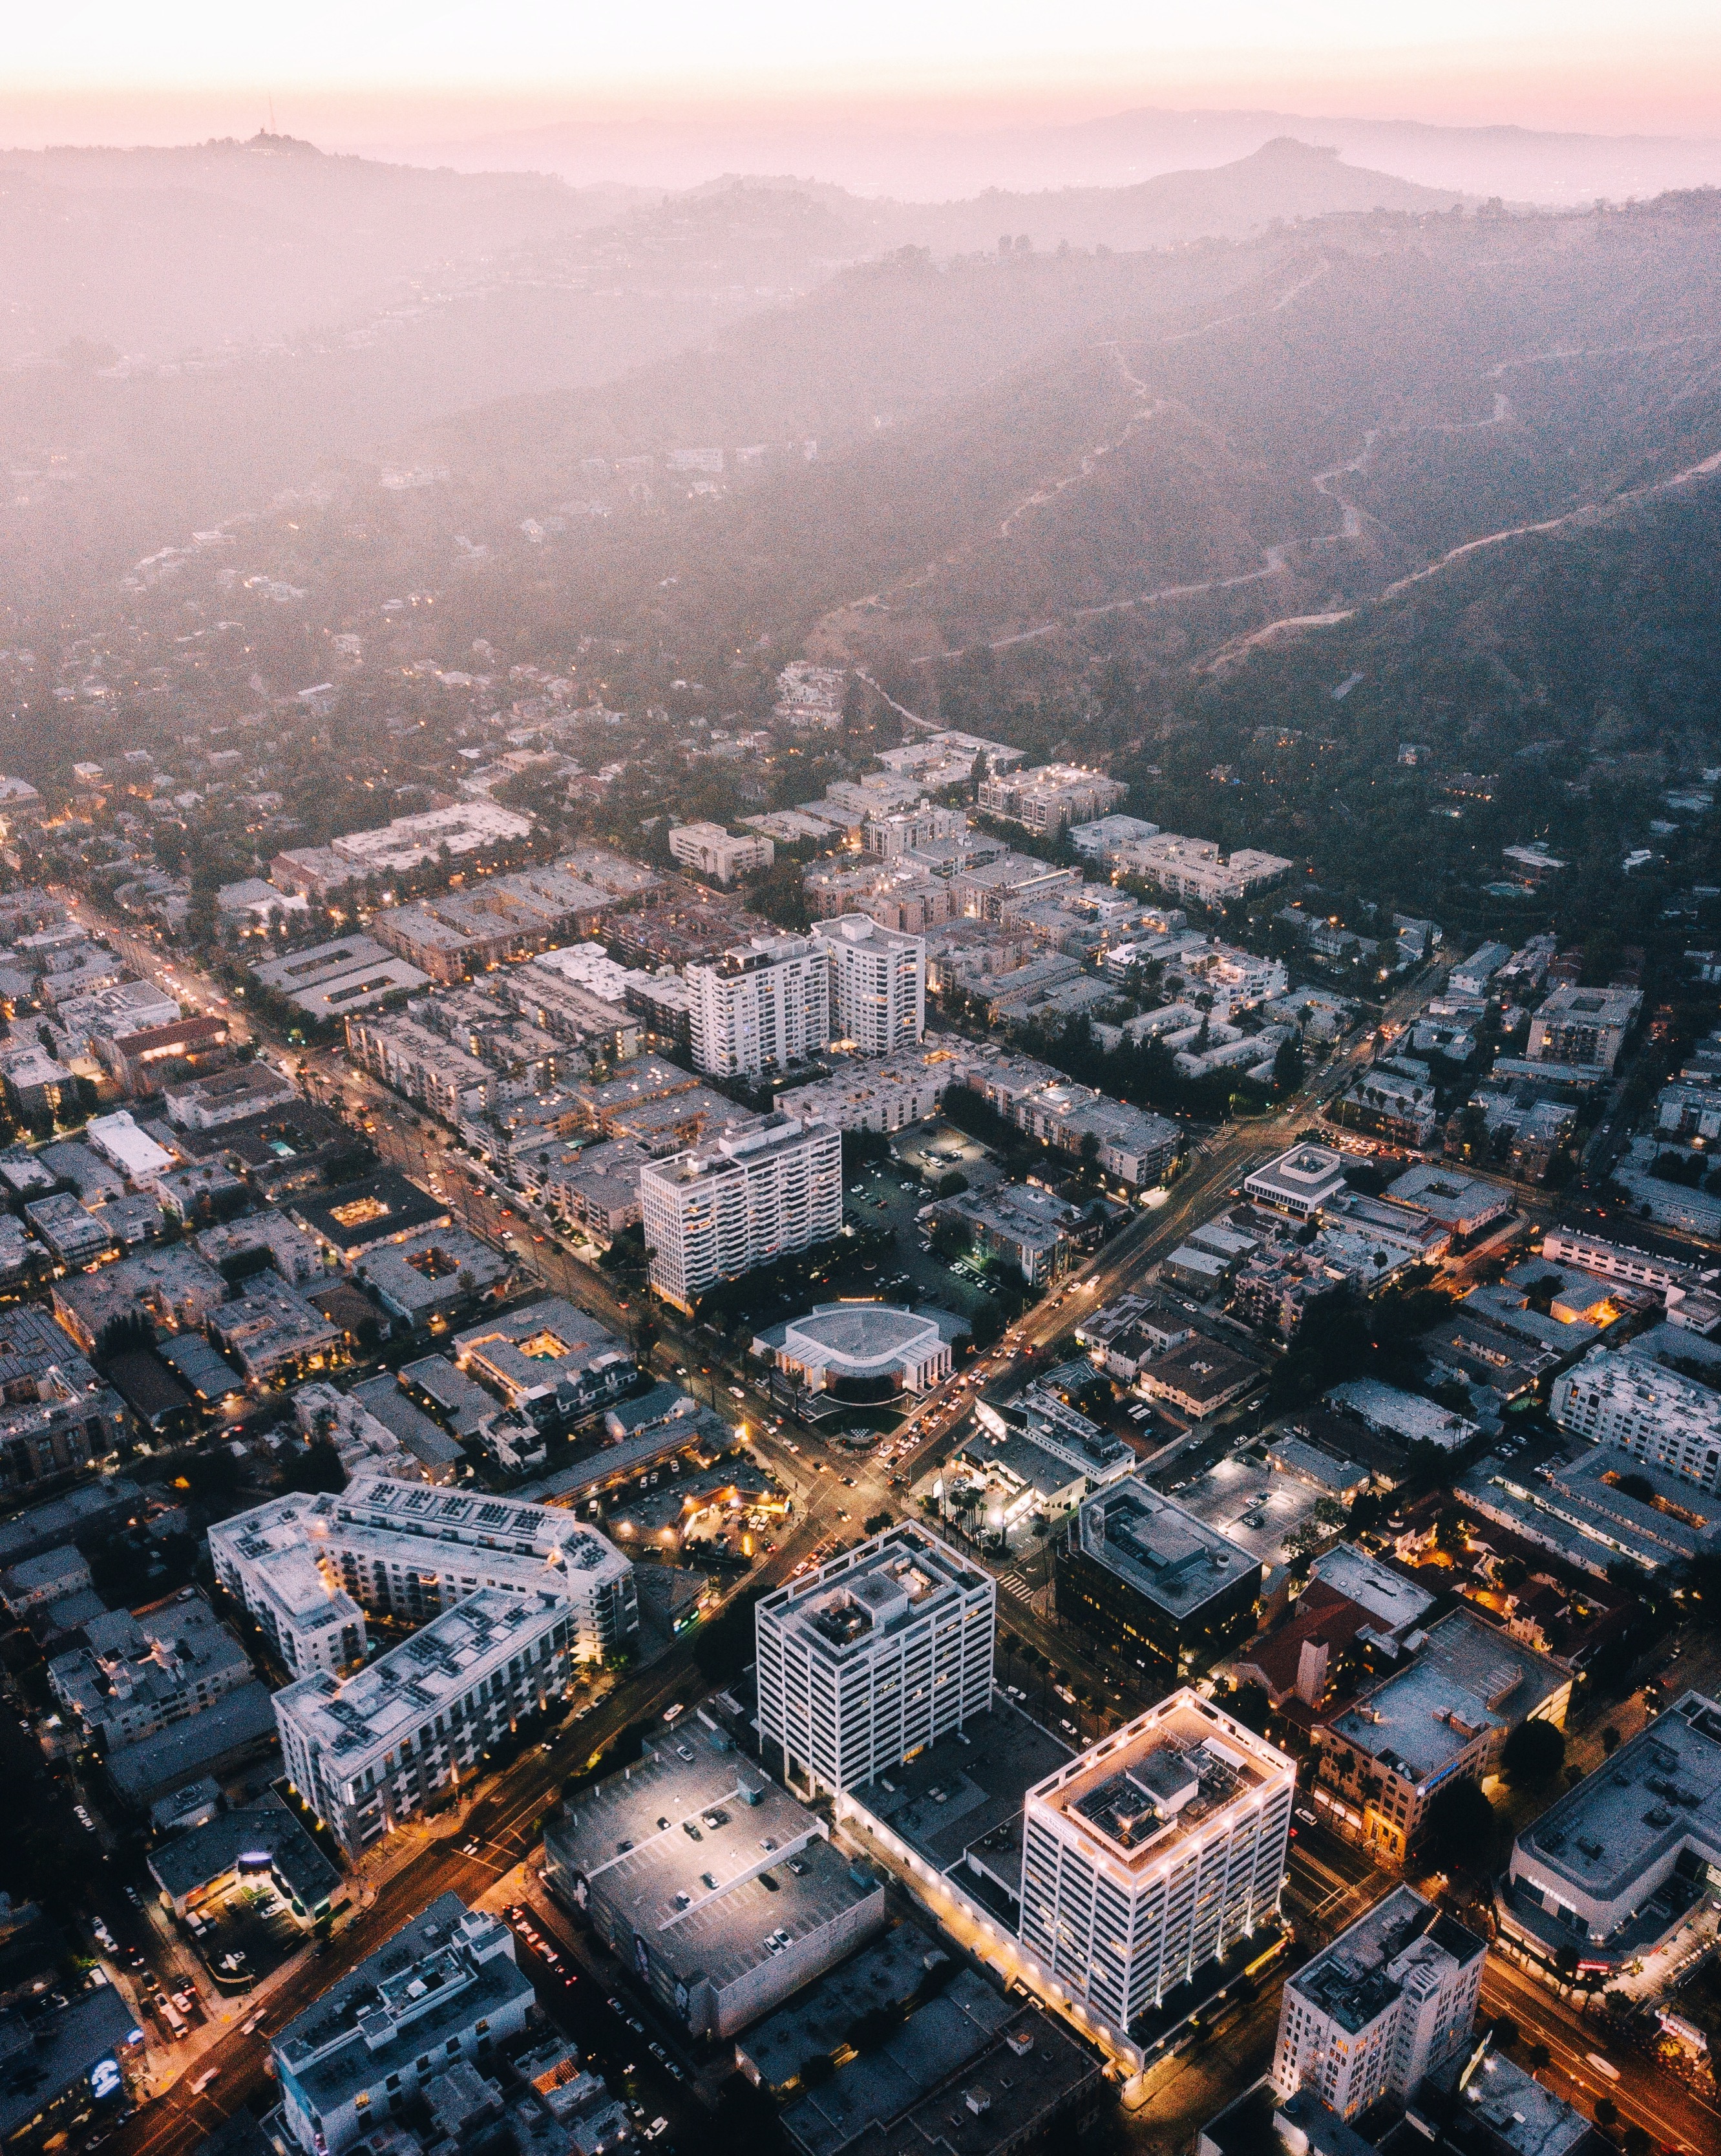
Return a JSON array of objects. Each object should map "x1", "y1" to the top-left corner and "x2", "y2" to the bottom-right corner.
[{"x1": 1075, "y1": 1477, "x2": 1258, "y2": 1616}]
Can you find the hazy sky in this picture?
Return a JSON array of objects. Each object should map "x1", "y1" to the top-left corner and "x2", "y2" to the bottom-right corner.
[{"x1": 8, "y1": 0, "x2": 1720, "y2": 140}]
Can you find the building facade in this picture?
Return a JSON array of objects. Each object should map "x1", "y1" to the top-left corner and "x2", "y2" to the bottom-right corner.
[
  {"x1": 686, "y1": 935, "x2": 832, "y2": 1077},
  {"x1": 1550, "y1": 1346, "x2": 1721, "y2": 1494},
  {"x1": 1018, "y1": 1691, "x2": 1293, "y2": 2044},
  {"x1": 1271, "y1": 1887, "x2": 1484, "y2": 2119},
  {"x1": 640, "y1": 1115, "x2": 843, "y2": 1313},
  {"x1": 755, "y1": 1525, "x2": 995, "y2": 1795},
  {"x1": 812, "y1": 915, "x2": 925, "y2": 1055},
  {"x1": 1055, "y1": 1479, "x2": 1261, "y2": 1680}
]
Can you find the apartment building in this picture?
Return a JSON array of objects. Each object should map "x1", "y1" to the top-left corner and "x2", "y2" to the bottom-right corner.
[
  {"x1": 1272, "y1": 1887, "x2": 1484, "y2": 2119},
  {"x1": 1526, "y1": 983, "x2": 1642, "y2": 1073},
  {"x1": 813, "y1": 914, "x2": 925, "y2": 1053},
  {"x1": 273, "y1": 1894, "x2": 534, "y2": 2153},
  {"x1": 977, "y1": 765, "x2": 1128, "y2": 835},
  {"x1": 48, "y1": 1589, "x2": 254, "y2": 1751},
  {"x1": 755, "y1": 1525, "x2": 995, "y2": 1795},
  {"x1": 1112, "y1": 834, "x2": 1293, "y2": 907},
  {"x1": 863, "y1": 805, "x2": 965, "y2": 858},
  {"x1": 1018, "y1": 1691, "x2": 1294, "y2": 2044},
  {"x1": 1057, "y1": 1479, "x2": 1262, "y2": 1678},
  {"x1": 640, "y1": 1114, "x2": 842, "y2": 1313},
  {"x1": 1313, "y1": 1610, "x2": 1568, "y2": 1864},
  {"x1": 775, "y1": 1048, "x2": 960, "y2": 1133},
  {"x1": 1538, "y1": 1229, "x2": 1693, "y2": 1296},
  {"x1": 276, "y1": 1588, "x2": 576, "y2": 1857},
  {"x1": 1550, "y1": 1345, "x2": 1721, "y2": 1493},
  {"x1": 668, "y1": 821, "x2": 774, "y2": 885},
  {"x1": 686, "y1": 935, "x2": 832, "y2": 1077},
  {"x1": 209, "y1": 1474, "x2": 637, "y2": 1673}
]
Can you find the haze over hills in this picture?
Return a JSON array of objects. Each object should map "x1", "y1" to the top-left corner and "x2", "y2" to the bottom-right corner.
[{"x1": 393, "y1": 102, "x2": 1721, "y2": 206}]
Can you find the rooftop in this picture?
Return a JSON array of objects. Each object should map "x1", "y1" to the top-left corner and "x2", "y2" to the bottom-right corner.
[
  {"x1": 545, "y1": 1719, "x2": 876, "y2": 1996},
  {"x1": 1514, "y1": 1689, "x2": 1721, "y2": 1910},
  {"x1": 147, "y1": 1795, "x2": 341, "y2": 1911},
  {"x1": 1307, "y1": 1545, "x2": 1437, "y2": 1636},
  {"x1": 759, "y1": 1303, "x2": 958, "y2": 1379},
  {"x1": 1326, "y1": 1609, "x2": 1565, "y2": 1787},
  {"x1": 1075, "y1": 1478, "x2": 1259, "y2": 1617},
  {"x1": 273, "y1": 1892, "x2": 531, "y2": 2112},
  {"x1": 761, "y1": 1527, "x2": 987, "y2": 1659},
  {"x1": 1288, "y1": 1885, "x2": 1484, "y2": 2035},
  {"x1": 1025, "y1": 1690, "x2": 1291, "y2": 1877}
]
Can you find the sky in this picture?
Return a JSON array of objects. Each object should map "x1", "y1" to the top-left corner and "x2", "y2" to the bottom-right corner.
[{"x1": 6, "y1": 0, "x2": 1720, "y2": 144}]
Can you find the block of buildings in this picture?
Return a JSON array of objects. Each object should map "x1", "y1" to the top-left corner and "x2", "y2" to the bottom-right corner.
[
  {"x1": 1055, "y1": 1479, "x2": 1262, "y2": 1679},
  {"x1": 1138, "y1": 1335, "x2": 1261, "y2": 1418},
  {"x1": 1384, "y1": 1164, "x2": 1512, "y2": 1241},
  {"x1": 775, "y1": 1046, "x2": 960, "y2": 1133},
  {"x1": 1495, "y1": 1688, "x2": 1721, "y2": 1978},
  {"x1": 1313, "y1": 1609, "x2": 1568, "y2": 1863},
  {"x1": 208, "y1": 1280, "x2": 340, "y2": 1386},
  {"x1": 542, "y1": 1717, "x2": 885, "y2": 2040},
  {"x1": 961, "y1": 1053, "x2": 1179, "y2": 1187},
  {"x1": 52, "y1": 1243, "x2": 227, "y2": 1349},
  {"x1": 47, "y1": 1587, "x2": 253, "y2": 1752},
  {"x1": 1112, "y1": 833, "x2": 1293, "y2": 907},
  {"x1": 1550, "y1": 1344, "x2": 1721, "y2": 1491},
  {"x1": 925, "y1": 1179, "x2": 1092, "y2": 1287},
  {"x1": 0, "y1": 1308, "x2": 127, "y2": 1497},
  {"x1": 1526, "y1": 982, "x2": 1642, "y2": 1073},
  {"x1": 752, "y1": 1302, "x2": 963, "y2": 1399},
  {"x1": 686, "y1": 935, "x2": 830, "y2": 1077},
  {"x1": 271, "y1": 800, "x2": 533, "y2": 898},
  {"x1": 147, "y1": 1794, "x2": 344, "y2": 1926},
  {"x1": 641, "y1": 1114, "x2": 843, "y2": 1313},
  {"x1": 755, "y1": 1525, "x2": 995, "y2": 1796},
  {"x1": 272, "y1": 1895, "x2": 534, "y2": 2152},
  {"x1": 668, "y1": 821, "x2": 773, "y2": 884},
  {"x1": 356, "y1": 1227, "x2": 514, "y2": 1329},
  {"x1": 977, "y1": 764, "x2": 1127, "y2": 834},
  {"x1": 1326, "y1": 1378, "x2": 1479, "y2": 1453},
  {"x1": 1271, "y1": 1886, "x2": 1484, "y2": 2119},
  {"x1": 210, "y1": 1472, "x2": 635, "y2": 1681},
  {"x1": 453, "y1": 1297, "x2": 635, "y2": 1429},
  {"x1": 1018, "y1": 1689, "x2": 1293, "y2": 2047},
  {"x1": 163, "y1": 1062, "x2": 301, "y2": 1130},
  {"x1": 275, "y1": 1589, "x2": 578, "y2": 1857}
]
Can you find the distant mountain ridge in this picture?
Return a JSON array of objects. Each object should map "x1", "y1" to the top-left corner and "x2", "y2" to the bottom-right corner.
[{"x1": 396, "y1": 102, "x2": 1721, "y2": 207}]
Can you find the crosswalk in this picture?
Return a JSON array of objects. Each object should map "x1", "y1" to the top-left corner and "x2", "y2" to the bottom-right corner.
[{"x1": 999, "y1": 1569, "x2": 1035, "y2": 1600}]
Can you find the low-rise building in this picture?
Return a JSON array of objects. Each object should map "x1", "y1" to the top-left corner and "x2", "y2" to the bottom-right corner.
[
  {"x1": 24, "y1": 1192, "x2": 113, "y2": 1267},
  {"x1": 1139, "y1": 1335, "x2": 1262, "y2": 1418},
  {"x1": 776, "y1": 1046, "x2": 960, "y2": 1132},
  {"x1": 1271, "y1": 1887, "x2": 1484, "y2": 2119},
  {"x1": 668, "y1": 821, "x2": 774, "y2": 884},
  {"x1": 356, "y1": 1227, "x2": 514, "y2": 1329},
  {"x1": 209, "y1": 1280, "x2": 340, "y2": 1386},
  {"x1": 1313, "y1": 1609, "x2": 1569, "y2": 1863},
  {"x1": 1384, "y1": 1164, "x2": 1512, "y2": 1242},
  {"x1": 1526, "y1": 983, "x2": 1642, "y2": 1073},
  {"x1": 453, "y1": 1297, "x2": 635, "y2": 1428},
  {"x1": 925, "y1": 1179, "x2": 1092, "y2": 1286},
  {"x1": 48, "y1": 1588, "x2": 253, "y2": 1751},
  {"x1": 977, "y1": 763, "x2": 1127, "y2": 834},
  {"x1": 1550, "y1": 1345, "x2": 1721, "y2": 1492},
  {"x1": 1111, "y1": 833, "x2": 1293, "y2": 907},
  {"x1": 162, "y1": 1062, "x2": 301, "y2": 1130},
  {"x1": 272, "y1": 1896, "x2": 534, "y2": 2154},
  {"x1": 544, "y1": 1717, "x2": 885, "y2": 2040},
  {"x1": 1243, "y1": 1145, "x2": 1350, "y2": 1219},
  {"x1": 1496, "y1": 1688, "x2": 1721, "y2": 1978},
  {"x1": 1056, "y1": 1478, "x2": 1262, "y2": 1678},
  {"x1": 752, "y1": 1302, "x2": 962, "y2": 1399},
  {"x1": 147, "y1": 1794, "x2": 344, "y2": 1926}
]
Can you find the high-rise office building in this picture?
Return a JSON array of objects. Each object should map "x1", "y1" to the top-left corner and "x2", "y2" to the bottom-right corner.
[
  {"x1": 755, "y1": 1524, "x2": 996, "y2": 1795},
  {"x1": 813, "y1": 915, "x2": 925, "y2": 1055},
  {"x1": 640, "y1": 1114, "x2": 842, "y2": 1313},
  {"x1": 1271, "y1": 1886, "x2": 1484, "y2": 2119},
  {"x1": 1017, "y1": 1691, "x2": 1293, "y2": 2043},
  {"x1": 686, "y1": 935, "x2": 830, "y2": 1077}
]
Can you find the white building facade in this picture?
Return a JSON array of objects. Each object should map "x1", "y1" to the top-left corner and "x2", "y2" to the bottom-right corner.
[
  {"x1": 640, "y1": 1114, "x2": 843, "y2": 1313},
  {"x1": 1272, "y1": 1887, "x2": 1484, "y2": 2119},
  {"x1": 1017, "y1": 1691, "x2": 1294, "y2": 2045},
  {"x1": 686, "y1": 935, "x2": 832, "y2": 1077},
  {"x1": 1550, "y1": 1346, "x2": 1721, "y2": 1494},
  {"x1": 755, "y1": 1525, "x2": 995, "y2": 1795},
  {"x1": 814, "y1": 915, "x2": 925, "y2": 1055}
]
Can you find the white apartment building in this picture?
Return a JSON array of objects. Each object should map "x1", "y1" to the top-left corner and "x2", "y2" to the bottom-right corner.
[
  {"x1": 754, "y1": 1525, "x2": 995, "y2": 1795},
  {"x1": 1272, "y1": 1886, "x2": 1484, "y2": 2120},
  {"x1": 640, "y1": 1114, "x2": 842, "y2": 1313},
  {"x1": 1550, "y1": 1346, "x2": 1721, "y2": 1493},
  {"x1": 668, "y1": 821, "x2": 774, "y2": 885},
  {"x1": 686, "y1": 935, "x2": 831, "y2": 1077},
  {"x1": 776, "y1": 1048, "x2": 962, "y2": 1132},
  {"x1": 209, "y1": 1474, "x2": 637, "y2": 1673},
  {"x1": 863, "y1": 805, "x2": 964, "y2": 858},
  {"x1": 1112, "y1": 834, "x2": 1293, "y2": 907},
  {"x1": 1018, "y1": 1691, "x2": 1294, "y2": 2044},
  {"x1": 813, "y1": 914, "x2": 925, "y2": 1054},
  {"x1": 276, "y1": 1588, "x2": 575, "y2": 1857},
  {"x1": 275, "y1": 1896, "x2": 534, "y2": 2155},
  {"x1": 1539, "y1": 1229, "x2": 1693, "y2": 1296},
  {"x1": 977, "y1": 765, "x2": 1128, "y2": 835}
]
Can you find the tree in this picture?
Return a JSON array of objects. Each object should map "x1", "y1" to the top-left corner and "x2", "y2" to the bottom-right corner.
[
  {"x1": 1502, "y1": 1718, "x2": 1565, "y2": 1784},
  {"x1": 1601, "y1": 1725, "x2": 1621, "y2": 1755},
  {"x1": 863, "y1": 1512, "x2": 891, "y2": 1534},
  {"x1": 1525, "y1": 2042, "x2": 1552, "y2": 2075},
  {"x1": 1593, "y1": 2097, "x2": 1618, "y2": 2131},
  {"x1": 280, "y1": 1438, "x2": 348, "y2": 1495},
  {"x1": 1488, "y1": 2016, "x2": 1519, "y2": 2053},
  {"x1": 1272, "y1": 1035, "x2": 1306, "y2": 1095},
  {"x1": 1420, "y1": 1777, "x2": 1497, "y2": 1876}
]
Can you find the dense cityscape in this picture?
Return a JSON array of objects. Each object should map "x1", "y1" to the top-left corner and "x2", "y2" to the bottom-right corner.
[{"x1": 0, "y1": 657, "x2": 1714, "y2": 2156}]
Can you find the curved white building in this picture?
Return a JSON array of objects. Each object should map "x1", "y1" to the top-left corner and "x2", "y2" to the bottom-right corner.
[{"x1": 754, "y1": 1301, "x2": 962, "y2": 1400}]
